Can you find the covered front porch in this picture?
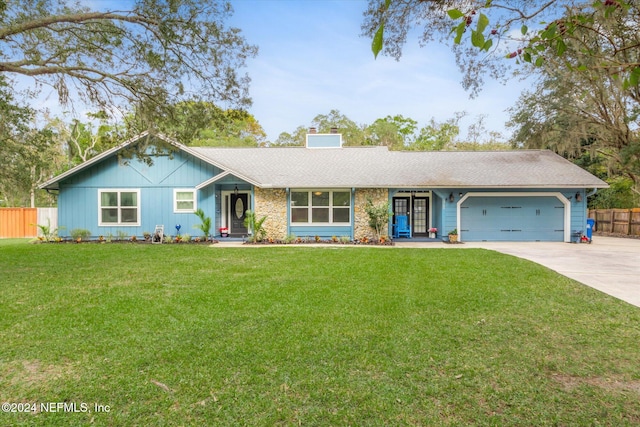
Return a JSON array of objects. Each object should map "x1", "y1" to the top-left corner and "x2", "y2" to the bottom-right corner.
[
  {"x1": 389, "y1": 189, "x2": 446, "y2": 240},
  {"x1": 196, "y1": 172, "x2": 255, "y2": 238}
]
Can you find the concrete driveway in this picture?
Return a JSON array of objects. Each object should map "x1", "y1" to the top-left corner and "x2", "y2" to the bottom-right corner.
[{"x1": 396, "y1": 236, "x2": 640, "y2": 308}]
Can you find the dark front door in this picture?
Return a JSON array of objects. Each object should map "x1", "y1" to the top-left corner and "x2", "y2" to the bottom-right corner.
[
  {"x1": 413, "y1": 197, "x2": 429, "y2": 236},
  {"x1": 393, "y1": 197, "x2": 410, "y2": 230},
  {"x1": 230, "y1": 193, "x2": 248, "y2": 236}
]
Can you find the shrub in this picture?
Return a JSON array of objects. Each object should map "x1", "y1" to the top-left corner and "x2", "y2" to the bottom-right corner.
[
  {"x1": 193, "y1": 208, "x2": 212, "y2": 239},
  {"x1": 364, "y1": 198, "x2": 391, "y2": 241},
  {"x1": 70, "y1": 228, "x2": 91, "y2": 241},
  {"x1": 33, "y1": 219, "x2": 64, "y2": 242},
  {"x1": 244, "y1": 210, "x2": 267, "y2": 243}
]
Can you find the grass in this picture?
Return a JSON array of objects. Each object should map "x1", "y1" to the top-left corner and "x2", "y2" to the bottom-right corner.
[{"x1": 1, "y1": 241, "x2": 639, "y2": 426}]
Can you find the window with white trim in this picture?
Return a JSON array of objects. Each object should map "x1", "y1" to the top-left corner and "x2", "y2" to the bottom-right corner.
[
  {"x1": 99, "y1": 189, "x2": 140, "y2": 226},
  {"x1": 290, "y1": 190, "x2": 351, "y2": 224},
  {"x1": 174, "y1": 189, "x2": 197, "y2": 213}
]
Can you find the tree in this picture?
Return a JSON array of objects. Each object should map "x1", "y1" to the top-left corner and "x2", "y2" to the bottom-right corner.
[
  {"x1": 410, "y1": 115, "x2": 463, "y2": 151},
  {"x1": 311, "y1": 110, "x2": 366, "y2": 146},
  {"x1": 364, "y1": 1, "x2": 640, "y2": 96},
  {"x1": 365, "y1": 114, "x2": 460, "y2": 150},
  {"x1": 589, "y1": 176, "x2": 639, "y2": 208},
  {"x1": 0, "y1": 0, "x2": 257, "y2": 117},
  {"x1": 273, "y1": 126, "x2": 308, "y2": 147},
  {"x1": 462, "y1": 114, "x2": 507, "y2": 147},
  {"x1": 506, "y1": 6, "x2": 640, "y2": 191},
  {"x1": 144, "y1": 100, "x2": 266, "y2": 147},
  {"x1": 56, "y1": 112, "x2": 123, "y2": 166},
  {"x1": 0, "y1": 75, "x2": 65, "y2": 207},
  {"x1": 384, "y1": 114, "x2": 418, "y2": 149},
  {"x1": 271, "y1": 110, "x2": 507, "y2": 151},
  {"x1": 364, "y1": 117, "x2": 404, "y2": 148},
  {"x1": 364, "y1": 198, "x2": 391, "y2": 241},
  {"x1": 272, "y1": 110, "x2": 365, "y2": 147},
  {"x1": 0, "y1": 75, "x2": 31, "y2": 203}
]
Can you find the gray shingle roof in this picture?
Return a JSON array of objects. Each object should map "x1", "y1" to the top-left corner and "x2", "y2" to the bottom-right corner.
[
  {"x1": 39, "y1": 132, "x2": 608, "y2": 190},
  {"x1": 190, "y1": 146, "x2": 608, "y2": 189}
]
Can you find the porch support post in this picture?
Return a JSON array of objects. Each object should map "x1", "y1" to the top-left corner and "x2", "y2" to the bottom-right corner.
[
  {"x1": 388, "y1": 189, "x2": 395, "y2": 239},
  {"x1": 286, "y1": 188, "x2": 290, "y2": 238},
  {"x1": 351, "y1": 187, "x2": 356, "y2": 240}
]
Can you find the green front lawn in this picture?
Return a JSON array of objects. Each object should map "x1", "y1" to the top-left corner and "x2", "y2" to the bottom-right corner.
[{"x1": 1, "y1": 241, "x2": 639, "y2": 426}]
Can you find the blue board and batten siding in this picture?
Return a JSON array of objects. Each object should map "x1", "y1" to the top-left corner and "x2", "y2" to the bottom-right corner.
[{"x1": 57, "y1": 151, "x2": 220, "y2": 238}]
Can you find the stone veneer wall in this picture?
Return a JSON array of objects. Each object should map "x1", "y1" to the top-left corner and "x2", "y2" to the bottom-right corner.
[
  {"x1": 253, "y1": 187, "x2": 389, "y2": 241},
  {"x1": 353, "y1": 188, "x2": 389, "y2": 240},
  {"x1": 253, "y1": 188, "x2": 288, "y2": 240}
]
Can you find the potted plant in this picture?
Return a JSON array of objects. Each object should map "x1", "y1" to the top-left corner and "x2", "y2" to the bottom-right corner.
[
  {"x1": 219, "y1": 227, "x2": 229, "y2": 238},
  {"x1": 428, "y1": 227, "x2": 438, "y2": 238},
  {"x1": 448, "y1": 228, "x2": 458, "y2": 243}
]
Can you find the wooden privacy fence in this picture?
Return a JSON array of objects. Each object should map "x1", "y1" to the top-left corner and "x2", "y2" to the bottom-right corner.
[
  {"x1": 589, "y1": 208, "x2": 640, "y2": 237},
  {"x1": 0, "y1": 208, "x2": 36, "y2": 238},
  {"x1": 0, "y1": 208, "x2": 58, "y2": 238}
]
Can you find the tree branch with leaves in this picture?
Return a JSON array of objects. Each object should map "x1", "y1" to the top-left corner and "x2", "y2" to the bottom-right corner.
[
  {"x1": 0, "y1": 0, "x2": 258, "y2": 118},
  {"x1": 365, "y1": 0, "x2": 639, "y2": 95}
]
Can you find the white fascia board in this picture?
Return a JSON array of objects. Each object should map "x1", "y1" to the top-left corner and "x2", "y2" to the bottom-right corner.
[{"x1": 195, "y1": 171, "x2": 233, "y2": 190}]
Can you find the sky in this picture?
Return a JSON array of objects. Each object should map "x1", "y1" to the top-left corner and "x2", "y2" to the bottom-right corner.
[
  {"x1": 19, "y1": 0, "x2": 529, "y2": 144},
  {"x1": 227, "y1": 0, "x2": 528, "y2": 143}
]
